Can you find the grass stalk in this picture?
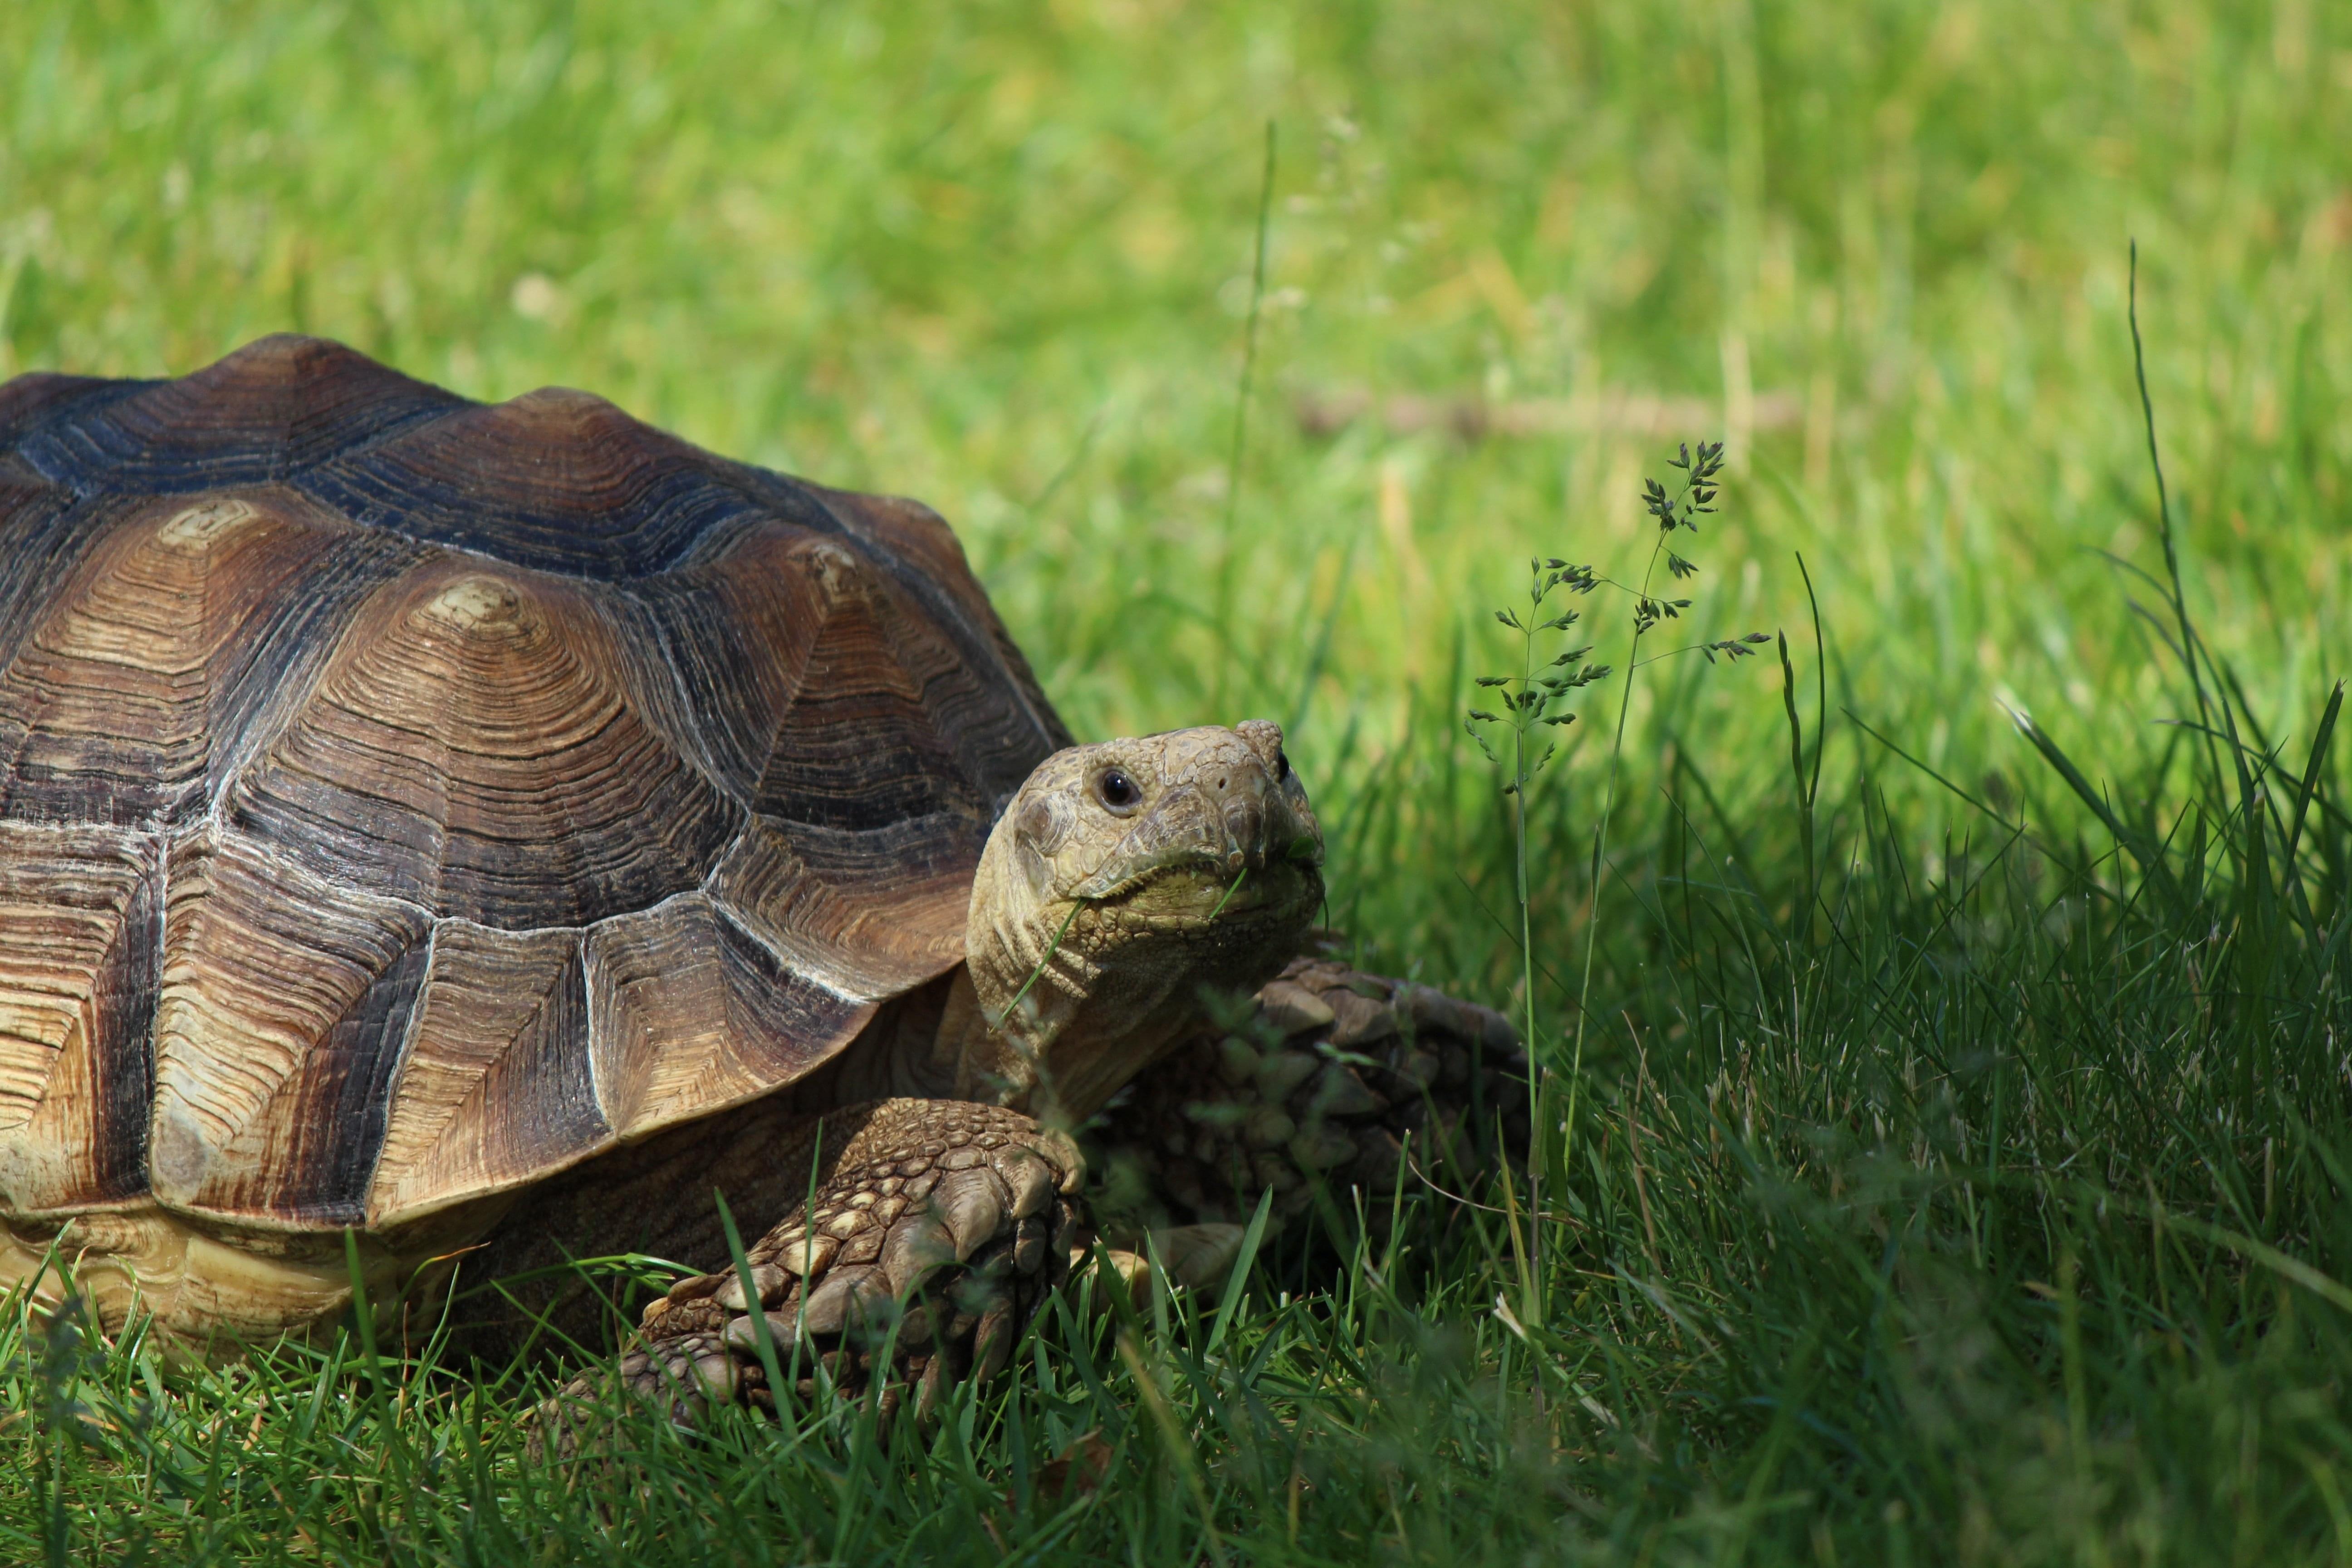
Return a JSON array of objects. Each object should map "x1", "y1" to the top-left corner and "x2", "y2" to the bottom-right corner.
[{"x1": 1213, "y1": 120, "x2": 1277, "y2": 716}]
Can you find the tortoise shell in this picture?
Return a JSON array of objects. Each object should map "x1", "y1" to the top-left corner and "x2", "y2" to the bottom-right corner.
[{"x1": 0, "y1": 335, "x2": 1068, "y2": 1235}]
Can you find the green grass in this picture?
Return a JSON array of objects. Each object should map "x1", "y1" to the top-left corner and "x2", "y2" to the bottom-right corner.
[{"x1": 5, "y1": 0, "x2": 2352, "y2": 1561}]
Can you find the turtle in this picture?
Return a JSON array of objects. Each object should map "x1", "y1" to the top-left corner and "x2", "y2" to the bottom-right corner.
[{"x1": 0, "y1": 335, "x2": 1522, "y2": 1430}]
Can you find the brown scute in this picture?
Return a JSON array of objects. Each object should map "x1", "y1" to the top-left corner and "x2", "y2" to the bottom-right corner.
[
  {"x1": 0, "y1": 486, "x2": 102, "y2": 706},
  {"x1": 0, "y1": 824, "x2": 159, "y2": 1213},
  {"x1": 632, "y1": 524, "x2": 1044, "y2": 832},
  {"x1": 195, "y1": 525, "x2": 434, "y2": 808},
  {"x1": 353, "y1": 385, "x2": 708, "y2": 513},
  {"x1": 17, "y1": 335, "x2": 461, "y2": 486},
  {"x1": 0, "y1": 496, "x2": 341, "y2": 828},
  {"x1": 620, "y1": 524, "x2": 840, "y2": 799},
  {"x1": 150, "y1": 828, "x2": 433, "y2": 1219},
  {"x1": 187, "y1": 929, "x2": 433, "y2": 1225},
  {"x1": 224, "y1": 556, "x2": 741, "y2": 929},
  {"x1": 585, "y1": 895, "x2": 875, "y2": 1142},
  {"x1": 752, "y1": 540, "x2": 1004, "y2": 833},
  {"x1": 298, "y1": 383, "x2": 770, "y2": 578},
  {"x1": 707, "y1": 817, "x2": 971, "y2": 1002},
  {"x1": 0, "y1": 372, "x2": 110, "y2": 441},
  {"x1": 366, "y1": 924, "x2": 603, "y2": 1230},
  {"x1": 808, "y1": 489, "x2": 1073, "y2": 756}
]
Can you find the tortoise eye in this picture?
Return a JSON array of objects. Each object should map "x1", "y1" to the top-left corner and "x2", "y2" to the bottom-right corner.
[
  {"x1": 1274, "y1": 747, "x2": 1290, "y2": 780},
  {"x1": 1094, "y1": 767, "x2": 1142, "y2": 813}
]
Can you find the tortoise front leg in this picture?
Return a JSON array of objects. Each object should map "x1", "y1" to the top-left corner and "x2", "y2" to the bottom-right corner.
[{"x1": 533, "y1": 1099, "x2": 1084, "y2": 1451}]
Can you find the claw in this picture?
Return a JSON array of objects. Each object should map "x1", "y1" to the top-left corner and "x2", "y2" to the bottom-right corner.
[
  {"x1": 972, "y1": 1297, "x2": 1016, "y2": 1383},
  {"x1": 915, "y1": 1348, "x2": 949, "y2": 1422},
  {"x1": 1012, "y1": 1215, "x2": 1048, "y2": 1276},
  {"x1": 692, "y1": 1348, "x2": 739, "y2": 1401},
  {"x1": 938, "y1": 1170, "x2": 1006, "y2": 1260},
  {"x1": 1037, "y1": 1128, "x2": 1087, "y2": 1194},
  {"x1": 663, "y1": 1272, "x2": 726, "y2": 1306},
  {"x1": 894, "y1": 1301, "x2": 938, "y2": 1349},
  {"x1": 1004, "y1": 1150, "x2": 1056, "y2": 1218},
  {"x1": 800, "y1": 1264, "x2": 879, "y2": 1333},
  {"x1": 1102, "y1": 1248, "x2": 1152, "y2": 1306},
  {"x1": 1052, "y1": 1200, "x2": 1087, "y2": 1261},
  {"x1": 1325, "y1": 987, "x2": 1397, "y2": 1047},
  {"x1": 1258, "y1": 980, "x2": 1336, "y2": 1035},
  {"x1": 880, "y1": 1211, "x2": 959, "y2": 1294}
]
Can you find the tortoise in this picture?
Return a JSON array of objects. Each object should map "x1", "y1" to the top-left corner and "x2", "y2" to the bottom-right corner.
[{"x1": 0, "y1": 335, "x2": 1520, "y2": 1427}]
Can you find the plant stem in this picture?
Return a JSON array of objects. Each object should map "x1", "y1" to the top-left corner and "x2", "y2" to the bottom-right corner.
[
  {"x1": 1512, "y1": 582, "x2": 1545, "y2": 1377},
  {"x1": 1565, "y1": 530, "x2": 1671, "y2": 1185},
  {"x1": 1213, "y1": 121, "x2": 1276, "y2": 715}
]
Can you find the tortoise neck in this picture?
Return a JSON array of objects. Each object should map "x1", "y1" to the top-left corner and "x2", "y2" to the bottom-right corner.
[{"x1": 942, "y1": 921, "x2": 1200, "y2": 1127}]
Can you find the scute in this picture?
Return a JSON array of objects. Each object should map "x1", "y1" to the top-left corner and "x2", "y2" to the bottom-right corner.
[
  {"x1": 13, "y1": 335, "x2": 462, "y2": 493},
  {"x1": 148, "y1": 827, "x2": 435, "y2": 1222},
  {"x1": 222, "y1": 554, "x2": 743, "y2": 930},
  {"x1": 0, "y1": 338, "x2": 1068, "y2": 1233},
  {"x1": 297, "y1": 384, "x2": 781, "y2": 579},
  {"x1": 0, "y1": 494, "x2": 344, "y2": 827},
  {"x1": 583, "y1": 894, "x2": 872, "y2": 1143},
  {"x1": 0, "y1": 823, "x2": 159, "y2": 1214},
  {"x1": 366, "y1": 923, "x2": 599, "y2": 1230}
]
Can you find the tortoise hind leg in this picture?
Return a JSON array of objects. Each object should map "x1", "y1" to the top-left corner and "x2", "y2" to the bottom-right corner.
[
  {"x1": 1085, "y1": 951, "x2": 1529, "y2": 1247},
  {"x1": 532, "y1": 1098, "x2": 1083, "y2": 1450}
]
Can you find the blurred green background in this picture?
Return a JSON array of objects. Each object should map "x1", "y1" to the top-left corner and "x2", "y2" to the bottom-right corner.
[
  {"x1": 6, "y1": 4, "x2": 2344, "y2": 938},
  {"x1": 6, "y1": 5, "x2": 2352, "y2": 1562}
]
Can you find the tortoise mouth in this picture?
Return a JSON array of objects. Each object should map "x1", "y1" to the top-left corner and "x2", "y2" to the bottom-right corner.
[
  {"x1": 1070, "y1": 829, "x2": 1324, "y2": 903},
  {"x1": 1084, "y1": 858, "x2": 1322, "y2": 931}
]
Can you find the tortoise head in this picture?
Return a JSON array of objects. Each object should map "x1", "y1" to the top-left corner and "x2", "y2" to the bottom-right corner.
[{"x1": 962, "y1": 720, "x2": 1324, "y2": 1121}]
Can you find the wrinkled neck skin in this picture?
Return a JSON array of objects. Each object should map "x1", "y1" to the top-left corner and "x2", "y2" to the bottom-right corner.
[{"x1": 920, "y1": 722, "x2": 1324, "y2": 1127}]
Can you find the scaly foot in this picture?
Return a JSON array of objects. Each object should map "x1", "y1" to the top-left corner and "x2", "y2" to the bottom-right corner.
[{"x1": 531, "y1": 1098, "x2": 1084, "y2": 1454}]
